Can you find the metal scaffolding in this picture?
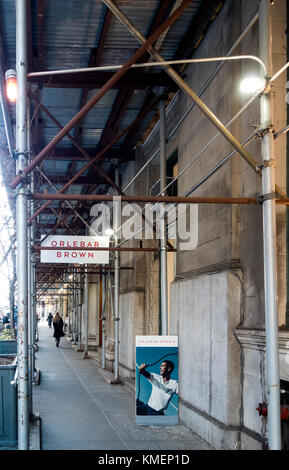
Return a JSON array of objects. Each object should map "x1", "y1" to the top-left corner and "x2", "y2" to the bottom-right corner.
[{"x1": 1, "y1": 0, "x2": 286, "y2": 450}]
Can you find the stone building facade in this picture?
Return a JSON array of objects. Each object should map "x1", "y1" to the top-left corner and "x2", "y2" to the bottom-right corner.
[{"x1": 78, "y1": 0, "x2": 289, "y2": 450}]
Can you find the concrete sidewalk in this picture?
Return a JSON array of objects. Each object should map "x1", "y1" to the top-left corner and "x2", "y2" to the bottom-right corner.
[{"x1": 33, "y1": 324, "x2": 211, "y2": 451}]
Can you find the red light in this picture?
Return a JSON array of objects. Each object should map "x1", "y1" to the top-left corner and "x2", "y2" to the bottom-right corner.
[{"x1": 6, "y1": 77, "x2": 17, "y2": 103}]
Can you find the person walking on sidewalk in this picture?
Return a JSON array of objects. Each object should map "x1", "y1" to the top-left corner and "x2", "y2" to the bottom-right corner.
[
  {"x1": 53, "y1": 312, "x2": 65, "y2": 347},
  {"x1": 46, "y1": 312, "x2": 53, "y2": 328}
]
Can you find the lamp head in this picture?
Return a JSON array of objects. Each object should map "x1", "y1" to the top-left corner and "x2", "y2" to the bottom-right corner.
[
  {"x1": 105, "y1": 228, "x2": 114, "y2": 237},
  {"x1": 5, "y1": 69, "x2": 17, "y2": 103},
  {"x1": 240, "y1": 76, "x2": 266, "y2": 95}
]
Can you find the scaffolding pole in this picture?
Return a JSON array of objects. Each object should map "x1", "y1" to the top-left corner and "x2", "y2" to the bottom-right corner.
[
  {"x1": 114, "y1": 169, "x2": 120, "y2": 381},
  {"x1": 102, "y1": 273, "x2": 107, "y2": 370},
  {"x1": 72, "y1": 288, "x2": 77, "y2": 344},
  {"x1": 31, "y1": 135, "x2": 37, "y2": 382},
  {"x1": 259, "y1": 0, "x2": 281, "y2": 450},
  {"x1": 68, "y1": 294, "x2": 71, "y2": 337},
  {"x1": 15, "y1": 0, "x2": 29, "y2": 450},
  {"x1": 27, "y1": 208, "x2": 32, "y2": 416},
  {"x1": 27, "y1": 100, "x2": 33, "y2": 417},
  {"x1": 159, "y1": 99, "x2": 168, "y2": 336},
  {"x1": 31, "y1": 193, "x2": 261, "y2": 204},
  {"x1": 78, "y1": 277, "x2": 83, "y2": 351},
  {"x1": 83, "y1": 267, "x2": 89, "y2": 357}
]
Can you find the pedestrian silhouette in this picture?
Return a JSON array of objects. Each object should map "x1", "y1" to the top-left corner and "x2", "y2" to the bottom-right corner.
[
  {"x1": 52, "y1": 312, "x2": 65, "y2": 347},
  {"x1": 46, "y1": 312, "x2": 53, "y2": 328}
]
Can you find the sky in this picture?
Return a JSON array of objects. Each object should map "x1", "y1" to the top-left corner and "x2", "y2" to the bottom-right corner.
[{"x1": 0, "y1": 170, "x2": 14, "y2": 310}]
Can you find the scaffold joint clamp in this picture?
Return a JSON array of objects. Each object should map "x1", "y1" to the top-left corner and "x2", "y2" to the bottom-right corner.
[
  {"x1": 257, "y1": 192, "x2": 277, "y2": 204},
  {"x1": 255, "y1": 159, "x2": 276, "y2": 172}
]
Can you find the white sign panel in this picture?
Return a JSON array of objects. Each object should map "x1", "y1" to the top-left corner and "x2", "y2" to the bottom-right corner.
[{"x1": 40, "y1": 235, "x2": 110, "y2": 264}]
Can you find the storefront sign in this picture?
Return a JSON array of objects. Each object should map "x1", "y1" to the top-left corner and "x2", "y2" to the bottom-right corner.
[{"x1": 40, "y1": 235, "x2": 110, "y2": 264}]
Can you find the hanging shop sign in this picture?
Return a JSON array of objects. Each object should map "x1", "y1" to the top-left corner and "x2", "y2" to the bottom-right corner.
[
  {"x1": 40, "y1": 235, "x2": 110, "y2": 264},
  {"x1": 136, "y1": 335, "x2": 178, "y2": 425}
]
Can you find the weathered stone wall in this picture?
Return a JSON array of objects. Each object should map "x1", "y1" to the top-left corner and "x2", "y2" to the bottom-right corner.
[
  {"x1": 87, "y1": 0, "x2": 287, "y2": 449},
  {"x1": 119, "y1": 289, "x2": 145, "y2": 378},
  {"x1": 169, "y1": 0, "x2": 286, "y2": 449},
  {"x1": 87, "y1": 275, "x2": 98, "y2": 348},
  {"x1": 170, "y1": 271, "x2": 243, "y2": 449}
]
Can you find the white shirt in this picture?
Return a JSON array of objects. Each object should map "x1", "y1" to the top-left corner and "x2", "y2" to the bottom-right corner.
[{"x1": 147, "y1": 373, "x2": 178, "y2": 412}]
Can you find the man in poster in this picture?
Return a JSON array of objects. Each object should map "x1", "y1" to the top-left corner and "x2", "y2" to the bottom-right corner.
[{"x1": 137, "y1": 360, "x2": 178, "y2": 416}]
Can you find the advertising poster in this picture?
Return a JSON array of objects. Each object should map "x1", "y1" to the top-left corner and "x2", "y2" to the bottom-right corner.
[{"x1": 136, "y1": 336, "x2": 178, "y2": 425}]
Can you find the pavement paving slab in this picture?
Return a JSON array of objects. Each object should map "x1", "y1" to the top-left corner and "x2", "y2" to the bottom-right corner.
[{"x1": 33, "y1": 324, "x2": 212, "y2": 451}]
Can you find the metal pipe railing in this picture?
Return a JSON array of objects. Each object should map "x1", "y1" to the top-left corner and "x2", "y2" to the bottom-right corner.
[
  {"x1": 26, "y1": 55, "x2": 266, "y2": 77},
  {"x1": 11, "y1": 365, "x2": 18, "y2": 387}
]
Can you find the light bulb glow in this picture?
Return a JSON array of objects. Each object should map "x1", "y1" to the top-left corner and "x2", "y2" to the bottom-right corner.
[
  {"x1": 6, "y1": 77, "x2": 17, "y2": 102},
  {"x1": 240, "y1": 76, "x2": 266, "y2": 95},
  {"x1": 105, "y1": 228, "x2": 114, "y2": 236},
  {"x1": 5, "y1": 70, "x2": 17, "y2": 103}
]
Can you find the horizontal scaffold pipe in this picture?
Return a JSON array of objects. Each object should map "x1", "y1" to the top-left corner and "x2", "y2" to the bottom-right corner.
[
  {"x1": 30, "y1": 193, "x2": 261, "y2": 204},
  {"x1": 35, "y1": 267, "x2": 134, "y2": 271},
  {"x1": 34, "y1": 246, "x2": 176, "y2": 252}
]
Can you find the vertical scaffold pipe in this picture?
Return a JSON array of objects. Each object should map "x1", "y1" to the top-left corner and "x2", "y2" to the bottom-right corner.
[
  {"x1": 27, "y1": 103, "x2": 33, "y2": 417},
  {"x1": 68, "y1": 294, "x2": 71, "y2": 336},
  {"x1": 72, "y1": 289, "x2": 76, "y2": 344},
  {"x1": 84, "y1": 267, "x2": 89, "y2": 357},
  {"x1": 114, "y1": 171, "x2": 120, "y2": 381},
  {"x1": 16, "y1": 0, "x2": 29, "y2": 450},
  {"x1": 31, "y1": 138, "x2": 36, "y2": 383},
  {"x1": 31, "y1": 255, "x2": 36, "y2": 370},
  {"x1": 78, "y1": 282, "x2": 82, "y2": 351},
  {"x1": 159, "y1": 99, "x2": 168, "y2": 336},
  {"x1": 102, "y1": 273, "x2": 106, "y2": 369},
  {"x1": 259, "y1": 0, "x2": 281, "y2": 450},
  {"x1": 27, "y1": 213, "x2": 32, "y2": 415}
]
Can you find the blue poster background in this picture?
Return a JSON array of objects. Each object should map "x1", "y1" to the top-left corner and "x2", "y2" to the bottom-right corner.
[{"x1": 136, "y1": 346, "x2": 178, "y2": 416}]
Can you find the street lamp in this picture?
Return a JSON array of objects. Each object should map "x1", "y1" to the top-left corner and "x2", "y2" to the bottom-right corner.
[
  {"x1": 105, "y1": 228, "x2": 114, "y2": 236},
  {"x1": 240, "y1": 76, "x2": 266, "y2": 95},
  {"x1": 5, "y1": 69, "x2": 17, "y2": 103}
]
